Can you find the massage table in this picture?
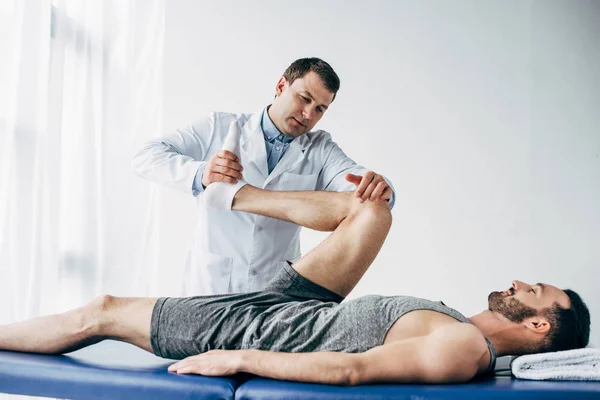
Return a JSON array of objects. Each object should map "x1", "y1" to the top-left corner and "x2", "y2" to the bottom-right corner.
[
  {"x1": 0, "y1": 341, "x2": 243, "y2": 399},
  {"x1": 1, "y1": 341, "x2": 599, "y2": 399}
]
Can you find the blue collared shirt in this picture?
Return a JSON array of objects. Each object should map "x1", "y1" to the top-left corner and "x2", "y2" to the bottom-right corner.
[{"x1": 261, "y1": 106, "x2": 294, "y2": 174}]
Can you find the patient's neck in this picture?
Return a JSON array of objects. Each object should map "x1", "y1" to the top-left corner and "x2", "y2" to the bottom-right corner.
[{"x1": 469, "y1": 310, "x2": 531, "y2": 356}]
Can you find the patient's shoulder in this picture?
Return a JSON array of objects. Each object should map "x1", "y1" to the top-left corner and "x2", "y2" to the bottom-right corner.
[
  {"x1": 431, "y1": 323, "x2": 491, "y2": 374},
  {"x1": 440, "y1": 323, "x2": 489, "y2": 353}
]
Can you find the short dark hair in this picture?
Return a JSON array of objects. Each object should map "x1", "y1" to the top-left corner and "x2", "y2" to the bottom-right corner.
[
  {"x1": 282, "y1": 58, "x2": 340, "y2": 101},
  {"x1": 538, "y1": 289, "x2": 591, "y2": 352}
]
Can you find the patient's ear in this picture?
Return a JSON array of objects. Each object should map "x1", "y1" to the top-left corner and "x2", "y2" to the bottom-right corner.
[{"x1": 524, "y1": 316, "x2": 551, "y2": 334}]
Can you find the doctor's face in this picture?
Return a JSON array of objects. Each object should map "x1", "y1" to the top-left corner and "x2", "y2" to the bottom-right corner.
[{"x1": 269, "y1": 71, "x2": 334, "y2": 138}]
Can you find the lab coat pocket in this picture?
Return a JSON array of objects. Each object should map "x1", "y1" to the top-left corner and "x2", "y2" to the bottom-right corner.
[
  {"x1": 183, "y1": 250, "x2": 234, "y2": 295},
  {"x1": 279, "y1": 172, "x2": 318, "y2": 191},
  {"x1": 204, "y1": 252, "x2": 234, "y2": 286}
]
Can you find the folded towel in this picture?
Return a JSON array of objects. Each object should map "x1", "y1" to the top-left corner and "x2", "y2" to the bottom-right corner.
[{"x1": 512, "y1": 348, "x2": 600, "y2": 381}]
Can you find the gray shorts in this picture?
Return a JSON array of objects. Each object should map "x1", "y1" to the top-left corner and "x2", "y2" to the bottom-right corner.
[{"x1": 150, "y1": 262, "x2": 343, "y2": 359}]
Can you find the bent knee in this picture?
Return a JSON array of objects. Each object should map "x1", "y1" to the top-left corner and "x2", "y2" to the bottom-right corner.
[
  {"x1": 86, "y1": 295, "x2": 119, "y2": 323},
  {"x1": 84, "y1": 294, "x2": 121, "y2": 336},
  {"x1": 89, "y1": 294, "x2": 118, "y2": 313},
  {"x1": 351, "y1": 197, "x2": 392, "y2": 223},
  {"x1": 63, "y1": 295, "x2": 116, "y2": 337}
]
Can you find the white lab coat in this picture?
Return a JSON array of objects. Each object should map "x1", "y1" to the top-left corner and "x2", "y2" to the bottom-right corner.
[{"x1": 132, "y1": 111, "x2": 395, "y2": 295}]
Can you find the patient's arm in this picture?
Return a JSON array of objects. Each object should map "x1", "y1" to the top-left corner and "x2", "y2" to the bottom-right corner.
[
  {"x1": 169, "y1": 324, "x2": 490, "y2": 385},
  {"x1": 353, "y1": 323, "x2": 490, "y2": 384},
  {"x1": 169, "y1": 348, "x2": 360, "y2": 385}
]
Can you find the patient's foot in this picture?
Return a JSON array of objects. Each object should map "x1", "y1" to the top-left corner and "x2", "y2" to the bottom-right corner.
[
  {"x1": 203, "y1": 180, "x2": 248, "y2": 210},
  {"x1": 203, "y1": 120, "x2": 248, "y2": 210}
]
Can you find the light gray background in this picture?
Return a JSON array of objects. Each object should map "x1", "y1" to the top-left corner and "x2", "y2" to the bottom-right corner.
[{"x1": 155, "y1": 0, "x2": 599, "y2": 345}]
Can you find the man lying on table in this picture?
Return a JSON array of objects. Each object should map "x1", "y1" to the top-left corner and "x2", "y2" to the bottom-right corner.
[{"x1": 0, "y1": 180, "x2": 590, "y2": 385}]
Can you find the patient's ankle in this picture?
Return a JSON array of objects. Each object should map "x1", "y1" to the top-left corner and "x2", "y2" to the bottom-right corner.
[
  {"x1": 204, "y1": 180, "x2": 248, "y2": 210},
  {"x1": 231, "y1": 184, "x2": 253, "y2": 209}
]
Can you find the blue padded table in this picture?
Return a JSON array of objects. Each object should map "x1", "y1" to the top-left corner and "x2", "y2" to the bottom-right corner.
[
  {"x1": 0, "y1": 340, "x2": 242, "y2": 400},
  {"x1": 2, "y1": 343, "x2": 599, "y2": 400},
  {"x1": 235, "y1": 376, "x2": 600, "y2": 400}
]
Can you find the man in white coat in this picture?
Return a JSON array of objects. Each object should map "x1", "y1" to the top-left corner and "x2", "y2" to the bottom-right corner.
[{"x1": 132, "y1": 58, "x2": 396, "y2": 295}]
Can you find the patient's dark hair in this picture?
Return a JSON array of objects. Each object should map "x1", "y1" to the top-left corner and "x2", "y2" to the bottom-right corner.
[
  {"x1": 282, "y1": 58, "x2": 340, "y2": 100},
  {"x1": 537, "y1": 289, "x2": 591, "y2": 353}
]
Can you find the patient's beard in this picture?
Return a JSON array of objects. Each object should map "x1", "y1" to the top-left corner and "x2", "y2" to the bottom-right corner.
[{"x1": 488, "y1": 292, "x2": 538, "y2": 323}]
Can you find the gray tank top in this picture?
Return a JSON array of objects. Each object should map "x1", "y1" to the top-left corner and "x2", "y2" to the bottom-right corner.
[{"x1": 242, "y1": 295, "x2": 497, "y2": 374}]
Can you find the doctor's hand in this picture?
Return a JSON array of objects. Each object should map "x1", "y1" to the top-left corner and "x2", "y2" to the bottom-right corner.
[
  {"x1": 202, "y1": 150, "x2": 244, "y2": 188},
  {"x1": 168, "y1": 349, "x2": 245, "y2": 376},
  {"x1": 345, "y1": 172, "x2": 392, "y2": 202}
]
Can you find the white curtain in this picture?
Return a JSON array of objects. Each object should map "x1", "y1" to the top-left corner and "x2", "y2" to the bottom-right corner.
[{"x1": 0, "y1": 0, "x2": 166, "y2": 356}]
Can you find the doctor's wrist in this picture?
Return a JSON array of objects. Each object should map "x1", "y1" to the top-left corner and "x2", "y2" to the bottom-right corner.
[{"x1": 192, "y1": 162, "x2": 208, "y2": 195}]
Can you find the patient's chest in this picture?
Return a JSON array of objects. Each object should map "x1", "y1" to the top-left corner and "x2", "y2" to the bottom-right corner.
[{"x1": 383, "y1": 310, "x2": 461, "y2": 344}]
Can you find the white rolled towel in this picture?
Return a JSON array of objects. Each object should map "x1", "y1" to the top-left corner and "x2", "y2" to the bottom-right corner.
[
  {"x1": 511, "y1": 348, "x2": 600, "y2": 381},
  {"x1": 203, "y1": 121, "x2": 248, "y2": 210}
]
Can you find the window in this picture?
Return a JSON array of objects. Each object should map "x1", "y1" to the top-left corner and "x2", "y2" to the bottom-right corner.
[{"x1": 0, "y1": 2, "x2": 16, "y2": 140}]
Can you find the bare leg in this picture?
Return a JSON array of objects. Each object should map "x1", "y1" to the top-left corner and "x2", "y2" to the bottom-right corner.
[
  {"x1": 0, "y1": 296, "x2": 157, "y2": 354},
  {"x1": 233, "y1": 186, "x2": 392, "y2": 297},
  {"x1": 0, "y1": 188, "x2": 391, "y2": 354},
  {"x1": 233, "y1": 186, "x2": 352, "y2": 232}
]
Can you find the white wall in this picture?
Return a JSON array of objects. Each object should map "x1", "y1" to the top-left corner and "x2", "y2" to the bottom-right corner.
[{"x1": 157, "y1": 0, "x2": 600, "y2": 345}]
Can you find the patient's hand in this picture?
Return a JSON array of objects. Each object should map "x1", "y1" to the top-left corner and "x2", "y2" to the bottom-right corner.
[{"x1": 168, "y1": 349, "x2": 244, "y2": 376}]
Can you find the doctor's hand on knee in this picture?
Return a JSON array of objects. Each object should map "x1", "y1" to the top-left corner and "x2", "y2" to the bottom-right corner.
[
  {"x1": 202, "y1": 150, "x2": 244, "y2": 188},
  {"x1": 345, "y1": 172, "x2": 392, "y2": 202}
]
